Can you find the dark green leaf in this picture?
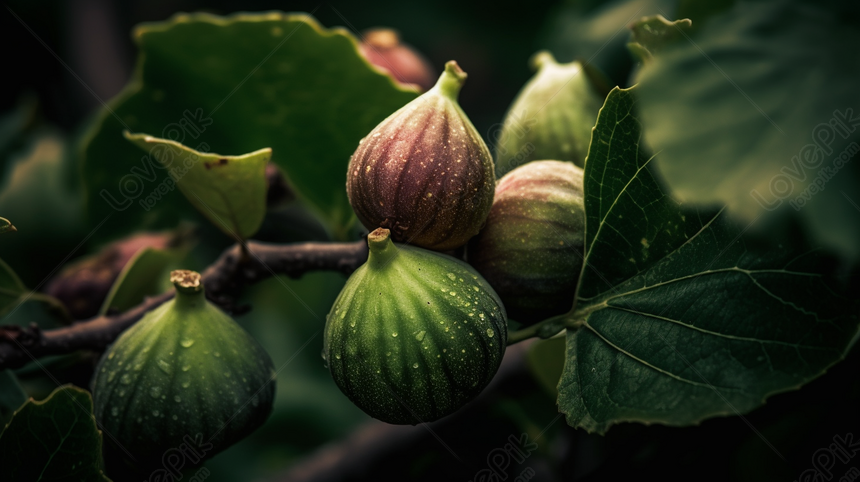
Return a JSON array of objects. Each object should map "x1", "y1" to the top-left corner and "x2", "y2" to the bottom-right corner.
[
  {"x1": 0, "y1": 370, "x2": 27, "y2": 424},
  {"x1": 80, "y1": 12, "x2": 417, "y2": 241},
  {"x1": 125, "y1": 132, "x2": 270, "y2": 240},
  {"x1": 99, "y1": 245, "x2": 186, "y2": 315},
  {"x1": 558, "y1": 87, "x2": 860, "y2": 434},
  {"x1": 0, "y1": 385, "x2": 111, "y2": 481},
  {"x1": 637, "y1": 0, "x2": 860, "y2": 259}
]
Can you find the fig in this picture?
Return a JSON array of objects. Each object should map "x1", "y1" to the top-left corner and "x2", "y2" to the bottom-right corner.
[
  {"x1": 92, "y1": 270, "x2": 275, "y2": 466},
  {"x1": 346, "y1": 61, "x2": 495, "y2": 251},
  {"x1": 468, "y1": 161, "x2": 586, "y2": 324},
  {"x1": 324, "y1": 228, "x2": 507, "y2": 424},
  {"x1": 45, "y1": 232, "x2": 173, "y2": 319},
  {"x1": 359, "y1": 28, "x2": 436, "y2": 92},
  {"x1": 495, "y1": 51, "x2": 605, "y2": 177}
]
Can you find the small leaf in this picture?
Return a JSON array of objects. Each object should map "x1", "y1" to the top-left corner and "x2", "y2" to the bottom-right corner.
[
  {"x1": 627, "y1": 15, "x2": 692, "y2": 63},
  {"x1": 0, "y1": 370, "x2": 27, "y2": 424},
  {"x1": 125, "y1": 132, "x2": 269, "y2": 240},
  {"x1": 558, "y1": 87, "x2": 860, "y2": 434},
  {"x1": 0, "y1": 217, "x2": 16, "y2": 235},
  {"x1": 0, "y1": 385, "x2": 112, "y2": 481},
  {"x1": 0, "y1": 257, "x2": 26, "y2": 316},
  {"x1": 99, "y1": 245, "x2": 187, "y2": 315}
]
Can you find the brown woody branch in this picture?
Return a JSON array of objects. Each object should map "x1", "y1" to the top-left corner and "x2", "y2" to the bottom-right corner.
[{"x1": 0, "y1": 239, "x2": 368, "y2": 370}]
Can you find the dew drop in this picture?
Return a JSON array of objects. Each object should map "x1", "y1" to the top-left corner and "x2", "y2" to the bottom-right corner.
[
  {"x1": 391, "y1": 332, "x2": 398, "y2": 338},
  {"x1": 349, "y1": 321, "x2": 356, "y2": 328},
  {"x1": 386, "y1": 352, "x2": 391, "y2": 357},
  {"x1": 412, "y1": 363, "x2": 419, "y2": 369},
  {"x1": 415, "y1": 331, "x2": 426, "y2": 341},
  {"x1": 107, "y1": 352, "x2": 115, "y2": 360},
  {"x1": 446, "y1": 273, "x2": 456, "y2": 281},
  {"x1": 486, "y1": 329, "x2": 495, "y2": 337},
  {"x1": 449, "y1": 291, "x2": 457, "y2": 296},
  {"x1": 152, "y1": 410, "x2": 159, "y2": 417},
  {"x1": 335, "y1": 353, "x2": 342, "y2": 360},
  {"x1": 149, "y1": 386, "x2": 161, "y2": 398},
  {"x1": 181, "y1": 381, "x2": 190, "y2": 388},
  {"x1": 120, "y1": 374, "x2": 132, "y2": 385},
  {"x1": 180, "y1": 339, "x2": 195, "y2": 348},
  {"x1": 157, "y1": 359, "x2": 172, "y2": 375},
  {"x1": 174, "y1": 395, "x2": 181, "y2": 403},
  {"x1": 172, "y1": 415, "x2": 178, "y2": 421},
  {"x1": 214, "y1": 351, "x2": 221, "y2": 357},
  {"x1": 118, "y1": 389, "x2": 126, "y2": 397},
  {"x1": 107, "y1": 371, "x2": 117, "y2": 382},
  {"x1": 181, "y1": 365, "x2": 191, "y2": 372}
]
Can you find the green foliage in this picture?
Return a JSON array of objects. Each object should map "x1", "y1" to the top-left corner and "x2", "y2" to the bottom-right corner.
[
  {"x1": 125, "y1": 132, "x2": 270, "y2": 240},
  {"x1": 626, "y1": 15, "x2": 692, "y2": 63},
  {"x1": 0, "y1": 385, "x2": 111, "y2": 481},
  {"x1": 556, "y1": 86, "x2": 859, "y2": 434},
  {"x1": 636, "y1": 0, "x2": 860, "y2": 259},
  {"x1": 0, "y1": 257, "x2": 26, "y2": 316},
  {"x1": 80, "y1": 12, "x2": 417, "y2": 241},
  {"x1": 99, "y1": 244, "x2": 187, "y2": 315},
  {"x1": 0, "y1": 370, "x2": 27, "y2": 424}
]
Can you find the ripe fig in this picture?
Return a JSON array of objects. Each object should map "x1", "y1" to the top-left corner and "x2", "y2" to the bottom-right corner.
[
  {"x1": 359, "y1": 28, "x2": 436, "y2": 92},
  {"x1": 45, "y1": 232, "x2": 173, "y2": 319},
  {"x1": 92, "y1": 270, "x2": 275, "y2": 466},
  {"x1": 346, "y1": 61, "x2": 495, "y2": 251},
  {"x1": 324, "y1": 228, "x2": 507, "y2": 424},
  {"x1": 468, "y1": 161, "x2": 585, "y2": 324},
  {"x1": 495, "y1": 51, "x2": 605, "y2": 177}
]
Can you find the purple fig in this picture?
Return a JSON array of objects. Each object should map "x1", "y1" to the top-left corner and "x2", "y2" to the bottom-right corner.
[
  {"x1": 347, "y1": 61, "x2": 495, "y2": 251},
  {"x1": 468, "y1": 161, "x2": 585, "y2": 324},
  {"x1": 359, "y1": 28, "x2": 436, "y2": 92}
]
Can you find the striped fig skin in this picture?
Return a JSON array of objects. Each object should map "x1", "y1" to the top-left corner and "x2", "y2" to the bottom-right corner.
[
  {"x1": 346, "y1": 61, "x2": 495, "y2": 251},
  {"x1": 92, "y1": 271, "x2": 275, "y2": 466},
  {"x1": 468, "y1": 161, "x2": 585, "y2": 324},
  {"x1": 495, "y1": 51, "x2": 605, "y2": 177},
  {"x1": 324, "y1": 228, "x2": 507, "y2": 424}
]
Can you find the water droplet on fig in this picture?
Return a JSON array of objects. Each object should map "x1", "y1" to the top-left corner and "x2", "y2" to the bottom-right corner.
[{"x1": 180, "y1": 339, "x2": 195, "y2": 348}]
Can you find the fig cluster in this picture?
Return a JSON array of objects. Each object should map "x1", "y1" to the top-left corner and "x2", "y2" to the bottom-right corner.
[{"x1": 333, "y1": 54, "x2": 594, "y2": 424}]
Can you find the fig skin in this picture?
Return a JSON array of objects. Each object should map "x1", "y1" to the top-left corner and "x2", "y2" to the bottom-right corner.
[
  {"x1": 324, "y1": 228, "x2": 507, "y2": 425},
  {"x1": 359, "y1": 28, "x2": 436, "y2": 92},
  {"x1": 346, "y1": 61, "x2": 495, "y2": 251},
  {"x1": 92, "y1": 270, "x2": 275, "y2": 467},
  {"x1": 495, "y1": 51, "x2": 605, "y2": 177},
  {"x1": 468, "y1": 161, "x2": 586, "y2": 324}
]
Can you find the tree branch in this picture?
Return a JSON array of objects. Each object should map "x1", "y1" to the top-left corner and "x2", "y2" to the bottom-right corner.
[{"x1": 0, "y1": 239, "x2": 367, "y2": 370}]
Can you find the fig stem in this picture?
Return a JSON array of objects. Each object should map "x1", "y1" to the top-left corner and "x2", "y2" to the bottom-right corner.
[
  {"x1": 170, "y1": 269, "x2": 203, "y2": 295},
  {"x1": 366, "y1": 228, "x2": 398, "y2": 268},
  {"x1": 433, "y1": 61, "x2": 467, "y2": 100},
  {"x1": 530, "y1": 50, "x2": 558, "y2": 71},
  {"x1": 506, "y1": 313, "x2": 571, "y2": 345}
]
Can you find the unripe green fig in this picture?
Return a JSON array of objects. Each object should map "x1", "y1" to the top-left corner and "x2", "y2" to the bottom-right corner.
[
  {"x1": 346, "y1": 61, "x2": 495, "y2": 251},
  {"x1": 495, "y1": 51, "x2": 605, "y2": 177},
  {"x1": 324, "y1": 228, "x2": 507, "y2": 424},
  {"x1": 92, "y1": 270, "x2": 275, "y2": 466},
  {"x1": 468, "y1": 161, "x2": 585, "y2": 324}
]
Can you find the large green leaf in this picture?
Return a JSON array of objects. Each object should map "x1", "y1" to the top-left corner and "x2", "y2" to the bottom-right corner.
[
  {"x1": 557, "y1": 87, "x2": 860, "y2": 434},
  {"x1": 80, "y1": 12, "x2": 417, "y2": 241},
  {"x1": 636, "y1": 1, "x2": 860, "y2": 259},
  {"x1": 125, "y1": 132, "x2": 270, "y2": 240},
  {"x1": 0, "y1": 385, "x2": 111, "y2": 481}
]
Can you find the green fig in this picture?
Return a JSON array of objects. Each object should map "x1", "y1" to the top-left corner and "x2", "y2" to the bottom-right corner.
[
  {"x1": 494, "y1": 51, "x2": 605, "y2": 177},
  {"x1": 346, "y1": 61, "x2": 495, "y2": 251},
  {"x1": 92, "y1": 270, "x2": 275, "y2": 466},
  {"x1": 468, "y1": 161, "x2": 585, "y2": 324},
  {"x1": 324, "y1": 228, "x2": 507, "y2": 424}
]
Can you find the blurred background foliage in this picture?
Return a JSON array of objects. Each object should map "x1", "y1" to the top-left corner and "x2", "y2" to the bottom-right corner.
[{"x1": 1, "y1": 0, "x2": 858, "y2": 481}]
